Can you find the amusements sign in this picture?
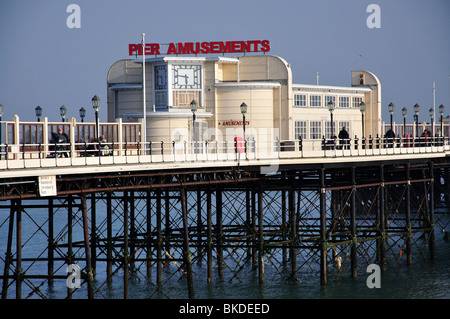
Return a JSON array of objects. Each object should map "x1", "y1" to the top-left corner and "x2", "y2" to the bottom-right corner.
[{"x1": 129, "y1": 40, "x2": 271, "y2": 56}]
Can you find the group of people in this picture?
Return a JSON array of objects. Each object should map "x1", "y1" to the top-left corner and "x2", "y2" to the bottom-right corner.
[
  {"x1": 47, "y1": 127, "x2": 110, "y2": 157},
  {"x1": 326, "y1": 126, "x2": 351, "y2": 150},
  {"x1": 325, "y1": 125, "x2": 444, "y2": 150}
]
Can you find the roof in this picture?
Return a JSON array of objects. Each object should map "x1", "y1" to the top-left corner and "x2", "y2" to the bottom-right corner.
[
  {"x1": 215, "y1": 81, "x2": 281, "y2": 89},
  {"x1": 292, "y1": 83, "x2": 371, "y2": 93},
  {"x1": 134, "y1": 56, "x2": 239, "y2": 64}
]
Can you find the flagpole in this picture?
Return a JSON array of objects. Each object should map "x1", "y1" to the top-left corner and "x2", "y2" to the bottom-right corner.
[
  {"x1": 142, "y1": 33, "x2": 147, "y2": 147},
  {"x1": 433, "y1": 81, "x2": 436, "y2": 120}
]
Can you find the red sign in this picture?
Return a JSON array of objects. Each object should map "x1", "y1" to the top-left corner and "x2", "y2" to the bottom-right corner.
[
  {"x1": 129, "y1": 40, "x2": 270, "y2": 56},
  {"x1": 218, "y1": 120, "x2": 250, "y2": 127}
]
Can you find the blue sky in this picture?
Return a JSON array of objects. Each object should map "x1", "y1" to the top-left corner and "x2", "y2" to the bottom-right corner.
[{"x1": 0, "y1": 0, "x2": 449, "y2": 124}]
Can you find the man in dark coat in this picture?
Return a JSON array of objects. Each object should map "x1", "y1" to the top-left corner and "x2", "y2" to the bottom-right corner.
[{"x1": 338, "y1": 127, "x2": 350, "y2": 149}]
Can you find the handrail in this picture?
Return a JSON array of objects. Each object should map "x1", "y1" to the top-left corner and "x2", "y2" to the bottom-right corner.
[{"x1": 0, "y1": 136, "x2": 448, "y2": 171}]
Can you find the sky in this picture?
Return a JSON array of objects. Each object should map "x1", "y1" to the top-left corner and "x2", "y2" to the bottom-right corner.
[{"x1": 0, "y1": 0, "x2": 449, "y2": 125}]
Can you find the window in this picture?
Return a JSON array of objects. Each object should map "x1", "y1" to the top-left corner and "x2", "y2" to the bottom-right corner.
[
  {"x1": 294, "y1": 94, "x2": 307, "y2": 107},
  {"x1": 154, "y1": 65, "x2": 168, "y2": 109},
  {"x1": 295, "y1": 121, "x2": 307, "y2": 140},
  {"x1": 352, "y1": 96, "x2": 363, "y2": 108},
  {"x1": 325, "y1": 95, "x2": 336, "y2": 108},
  {"x1": 310, "y1": 95, "x2": 322, "y2": 107},
  {"x1": 338, "y1": 121, "x2": 350, "y2": 135},
  {"x1": 339, "y1": 96, "x2": 349, "y2": 108},
  {"x1": 310, "y1": 121, "x2": 322, "y2": 140},
  {"x1": 325, "y1": 121, "x2": 336, "y2": 139}
]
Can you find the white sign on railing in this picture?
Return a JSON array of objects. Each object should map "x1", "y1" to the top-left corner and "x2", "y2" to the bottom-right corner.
[{"x1": 38, "y1": 175, "x2": 57, "y2": 196}]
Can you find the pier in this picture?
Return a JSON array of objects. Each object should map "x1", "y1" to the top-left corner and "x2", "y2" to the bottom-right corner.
[{"x1": 1, "y1": 118, "x2": 450, "y2": 299}]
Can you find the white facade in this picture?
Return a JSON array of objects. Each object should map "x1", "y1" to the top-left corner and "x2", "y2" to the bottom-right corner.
[{"x1": 107, "y1": 55, "x2": 381, "y2": 147}]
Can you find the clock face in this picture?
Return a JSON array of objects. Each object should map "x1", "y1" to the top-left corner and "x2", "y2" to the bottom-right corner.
[
  {"x1": 173, "y1": 65, "x2": 201, "y2": 89},
  {"x1": 154, "y1": 65, "x2": 167, "y2": 90}
]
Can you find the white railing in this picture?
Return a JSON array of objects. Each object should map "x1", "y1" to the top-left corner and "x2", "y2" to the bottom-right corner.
[{"x1": 0, "y1": 136, "x2": 449, "y2": 171}]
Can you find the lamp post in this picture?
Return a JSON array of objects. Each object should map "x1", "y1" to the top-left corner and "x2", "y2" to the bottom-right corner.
[
  {"x1": 240, "y1": 102, "x2": 247, "y2": 137},
  {"x1": 388, "y1": 102, "x2": 395, "y2": 131},
  {"x1": 35, "y1": 106, "x2": 43, "y2": 122},
  {"x1": 190, "y1": 100, "x2": 197, "y2": 153},
  {"x1": 328, "y1": 100, "x2": 335, "y2": 139},
  {"x1": 92, "y1": 95, "x2": 100, "y2": 140},
  {"x1": 79, "y1": 107, "x2": 86, "y2": 123},
  {"x1": 439, "y1": 104, "x2": 445, "y2": 141},
  {"x1": 402, "y1": 107, "x2": 407, "y2": 138},
  {"x1": 429, "y1": 108, "x2": 434, "y2": 142},
  {"x1": 60, "y1": 105, "x2": 67, "y2": 122},
  {"x1": 240, "y1": 102, "x2": 247, "y2": 152},
  {"x1": 359, "y1": 101, "x2": 366, "y2": 139},
  {"x1": 414, "y1": 103, "x2": 420, "y2": 139}
]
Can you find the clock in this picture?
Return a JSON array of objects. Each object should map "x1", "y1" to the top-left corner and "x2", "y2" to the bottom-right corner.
[
  {"x1": 154, "y1": 65, "x2": 167, "y2": 90},
  {"x1": 173, "y1": 65, "x2": 201, "y2": 89}
]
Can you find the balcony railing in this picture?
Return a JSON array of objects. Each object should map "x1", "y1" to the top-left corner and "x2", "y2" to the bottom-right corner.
[{"x1": 0, "y1": 134, "x2": 448, "y2": 171}]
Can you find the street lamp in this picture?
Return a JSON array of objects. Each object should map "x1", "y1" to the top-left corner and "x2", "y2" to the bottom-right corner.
[
  {"x1": 240, "y1": 102, "x2": 248, "y2": 153},
  {"x1": 414, "y1": 103, "x2": 420, "y2": 139},
  {"x1": 190, "y1": 100, "x2": 198, "y2": 153},
  {"x1": 359, "y1": 101, "x2": 366, "y2": 139},
  {"x1": 92, "y1": 95, "x2": 100, "y2": 140},
  {"x1": 79, "y1": 107, "x2": 86, "y2": 123},
  {"x1": 388, "y1": 102, "x2": 395, "y2": 131},
  {"x1": 402, "y1": 107, "x2": 407, "y2": 138},
  {"x1": 60, "y1": 105, "x2": 67, "y2": 122},
  {"x1": 328, "y1": 99, "x2": 335, "y2": 139},
  {"x1": 240, "y1": 102, "x2": 247, "y2": 138},
  {"x1": 429, "y1": 108, "x2": 434, "y2": 139},
  {"x1": 35, "y1": 106, "x2": 43, "y2": 122}
]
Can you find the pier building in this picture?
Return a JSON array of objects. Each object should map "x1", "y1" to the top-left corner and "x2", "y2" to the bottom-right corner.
[{"x1": 107, "y1": 55, "x2": 381, "y2": 147}]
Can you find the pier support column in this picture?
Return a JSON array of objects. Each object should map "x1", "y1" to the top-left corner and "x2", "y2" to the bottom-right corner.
[
  {"x1": 379, "y1": 165, "x2": 387, "y2": 271},
  {"x1": 146, "y1": 191, "x2": 152, "y2": 280},
  {"x1": 106, "y1": 192, "x2": 113, "y2": 283},
  {"x1": 319, "y1": 168, "x2": 328, "y2": 285},
  {"x1": 81, "y1": 195, "x2": 95, "y2": 299},
  {"x1": 258, "y1": 184, "x2": 264, "y2": 285},
  {"x1": 123, "y1": 191, "x2": 129, "y2": 299},
  {"x1": 181, "y1": 187, "x2": 195, "y2": 299},
  {"x1": 281, "y1": 187, "x2": 287, "y2": 267},
  {"x1": 288, "y1": 182, "x2": 297, "y2": 280},
  {"x1": 406, "y1": 163, "x2": 412, "y2": 265},
  {"x1": 197, "y1": 189, "x2": 203, "y2": 266},
  {"x1": 429, "y1": 161, "x2": 436, "y2": 260},
  {"x1": 350, "y1": 167, "x2": 357, "y2": 279},
  {"x1": 216, "y1": 187, "x2": 224, "y2": 278},
  {"x1": 129, "y1": 191, "x2": 136, "y2": 274},
  {"x1": 15, "y1": 199, "x2": 22, "y2": 299},
  {"x1": 90, "y1": 193, "x2": 97, "y2": 275},
  {"x1": 207, "y1": 189, "x2": 213, "y2": 284},
  {"x1": 246, "y1": 189, "x2": 252, "y2": 263},
  {"x1": 67, "y1": 196, "x2": 73, "y2": 298},
  {"x1": 156, "y1": 190, "x2": 162, "y2": 289},
  {"x1": 251, "y1": 187, "x2": 257, "y2": 269},
  {"x1": 2, "y1": 201, "x2": 16, "y2": 299},
  {"x1": 48, "y1": 198, "x2": 54, "y2": 286}
]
